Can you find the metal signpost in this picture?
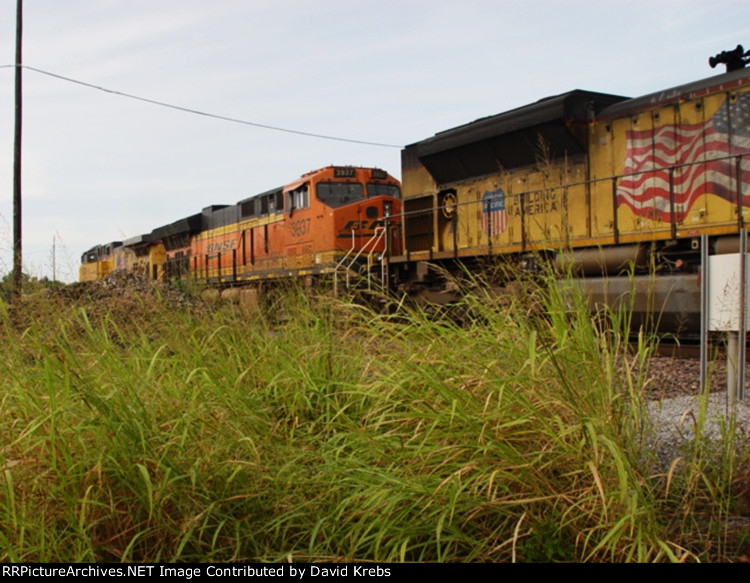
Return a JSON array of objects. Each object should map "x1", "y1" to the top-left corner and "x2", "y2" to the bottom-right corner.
[{"x1": 702, "y1": 231, "x2": 748, "y2": 408}]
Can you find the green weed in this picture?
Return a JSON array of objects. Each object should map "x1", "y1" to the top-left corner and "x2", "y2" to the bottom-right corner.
[{"x1": 0, "y1": 271, "x2": 745, "y2": 562}]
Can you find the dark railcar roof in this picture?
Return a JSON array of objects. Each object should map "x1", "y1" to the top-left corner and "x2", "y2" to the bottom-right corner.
[
  {"x1": 151, "y1": 213, "x2": 202, "y2": 241},
  {"x1": 202, "y1": 204, "x2": 239, "y2": 230},
  {"x1": 123, "y1": 234, "x2": 151, "y2": 248},
  {"x1": 404, "y1": 90, "x2": 627, "y2": 184},
  {"x1": 201, "y1": 205, "x2": 229, "y2": 230},
  {"x1": 237, "y1": 185, "x2": 284, "y2": 206},
  {"x1": 81, "y1": 241, "x2": 122, "y2": 262}
]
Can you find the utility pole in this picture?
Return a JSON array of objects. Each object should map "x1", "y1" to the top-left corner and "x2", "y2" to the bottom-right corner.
[
  {"x1": 12, "y1": 0, "x2": 23, "y2": 298},
  {"x1": 52, "y1": 234, "x2": 56, "y2": 283}
]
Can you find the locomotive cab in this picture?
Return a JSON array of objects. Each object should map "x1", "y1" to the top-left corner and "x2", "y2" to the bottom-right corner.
[
  {"x1": 282, "y1": 166, "x2": 402, "y2": 274},
  {"x1": 79, "y1": 241, "x2": 122, "y2": 282}
]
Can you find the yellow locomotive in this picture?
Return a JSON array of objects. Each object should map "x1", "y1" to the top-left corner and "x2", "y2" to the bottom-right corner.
[
  {"x1": 79, "y1": 241, "x2": 122, "y2": 282},
  {"x1": 392, "y1": 57, "x2": 750, "y2": 331}
]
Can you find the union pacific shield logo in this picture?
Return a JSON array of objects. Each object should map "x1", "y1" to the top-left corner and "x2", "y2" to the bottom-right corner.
[{"x1": 482, "y1": 188, "x2": 507, "y2": 237}]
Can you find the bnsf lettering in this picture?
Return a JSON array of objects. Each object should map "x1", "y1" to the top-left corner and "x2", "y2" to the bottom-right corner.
[
  {"x1": 206, "y1": 240, "x2": 237, "y2": 254},
  {"x1": 289, "y1": 218, "x2": 311, "y2": 237},
  {"x1": 342, "y1": 220, "x2": 382, "y2": 231}
]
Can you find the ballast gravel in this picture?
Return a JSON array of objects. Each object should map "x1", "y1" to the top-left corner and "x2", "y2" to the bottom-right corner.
[
  {"x1": 643, "y1": 357, "x2": 750, "y2": 469},
  {"x1": 646, "y1": 392, "x2": 750, "y2": 469}
]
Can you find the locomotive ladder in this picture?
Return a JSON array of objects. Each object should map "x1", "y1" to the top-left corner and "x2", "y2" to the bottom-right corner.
[{"x1": 333, "y1": 227, "x2": 387, "y2": 294}]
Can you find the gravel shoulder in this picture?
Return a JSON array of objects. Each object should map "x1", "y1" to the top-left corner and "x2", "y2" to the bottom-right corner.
[{"x1": 643, "y1": 356, "x2": 750, "y2": 470}]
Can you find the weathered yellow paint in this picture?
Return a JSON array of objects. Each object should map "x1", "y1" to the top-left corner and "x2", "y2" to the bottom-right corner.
[{"x1": 401, "y1": 77, "x2": 750, "y2": 261}]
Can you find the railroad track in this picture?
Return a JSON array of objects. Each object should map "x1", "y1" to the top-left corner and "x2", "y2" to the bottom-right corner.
[{"x1": 652, "y1": 337, "x2": 750, "y2": 361}]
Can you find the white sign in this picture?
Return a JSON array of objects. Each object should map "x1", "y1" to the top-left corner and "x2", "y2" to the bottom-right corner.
[{"x1": 708, "y1": 253, "x2": 750, "y2": 331}]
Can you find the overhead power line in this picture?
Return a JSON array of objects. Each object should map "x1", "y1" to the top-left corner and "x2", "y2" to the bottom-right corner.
[{"x1": 2, "y1": 64, "x2": 403, "y2": 149}]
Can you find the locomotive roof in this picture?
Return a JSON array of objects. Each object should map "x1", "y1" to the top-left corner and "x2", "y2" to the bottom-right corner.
[
  {"x1": 81, "y1": 242, "x2": 121, "y2": 254},
  {"x1": 237, "y1": 185, "x2": 283, "y2": 205},
  {"x1": 150, "y1": 213, "x2": 203, "y2": 241},
  {"x1": 407, "y1": 67, "x2": 750, "y2": 159},
  {"x1": 404, "y1": 90, "x2": 627, "y2": 184},
  {"x1": 404, "y1": 67, "x2": 750, "y2": 186},
  {"x1": 123, "y1": 234, "x2": 151, "y2": 247},
  {"x1": 412, "y1": 90, "x2": 626, "y2": 151},
  {"x1": 598, "y1": 66, "x2": 750, "y2": 120}
]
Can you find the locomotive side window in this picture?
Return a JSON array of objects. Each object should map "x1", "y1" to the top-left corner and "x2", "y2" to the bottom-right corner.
[
  {"x1": 241, "y1": 199, "x2": 256, "y2": 218},
  {"x1": 288, "y1": 185, "x2": 309, "y2": 212},
  {"x1": 366, "y1": 183, "x2": 401, "y2": 199},
  {"x1": 316, "y1": 182, "x2": 365, "y2": 208},
  {"x1": 267, "y1": 194, "x2": 275, "y2": 213}
]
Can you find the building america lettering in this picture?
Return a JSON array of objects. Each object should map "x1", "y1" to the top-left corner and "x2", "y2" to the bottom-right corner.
[{"x1": 511, "y1": 190, "x2": 559, "y2": 217}]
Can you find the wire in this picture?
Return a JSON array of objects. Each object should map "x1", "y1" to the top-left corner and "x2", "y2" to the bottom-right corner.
[{"x1": 4, "y1": 64, "x2": 403, "y2": 149}]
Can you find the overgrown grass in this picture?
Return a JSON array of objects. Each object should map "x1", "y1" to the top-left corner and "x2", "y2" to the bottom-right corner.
[{"x1": 0, "y1": 273, "x2": 746, "y2": 562}]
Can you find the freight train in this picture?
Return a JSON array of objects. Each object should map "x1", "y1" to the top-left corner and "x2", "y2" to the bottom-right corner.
[
  {"x1": 80, "y1": 166, "x2": 402, "y2": 305},
  {"x1": 81, "y1": 50, "x2": 750, "y2": 331}
]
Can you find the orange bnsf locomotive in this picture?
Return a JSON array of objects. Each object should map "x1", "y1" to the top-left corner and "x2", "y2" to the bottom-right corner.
[{"x1": 80, "y1": 166, "x2": 402, "y2": 296}]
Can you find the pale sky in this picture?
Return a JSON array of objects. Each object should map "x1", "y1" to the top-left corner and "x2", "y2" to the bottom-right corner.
[{"x1": 1, "y1": 0, "x2": 749, "y2": 281}]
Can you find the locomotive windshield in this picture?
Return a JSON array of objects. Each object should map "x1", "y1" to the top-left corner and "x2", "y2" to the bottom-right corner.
[
  {"x1": 367, "y1": 183, "x2": 401, "y2": 199},
  {"x1": 316, "y1": 182, "x2": 365, "y2": 208}
]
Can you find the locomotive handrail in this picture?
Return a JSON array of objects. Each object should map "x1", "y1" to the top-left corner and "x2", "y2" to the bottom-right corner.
[
  {"x1": 333, "y1": 227, "x2": 386, "y2": 292},
  {"x1": 364, "y1": 228, "x2": 387, "y2": 291},
  {"x1": 396, "y1": 151, "x2": 749, "y2": 259},
  {"x1": 391, "y1": 151, "x2": 749, "y2": 225},
  {"x1": 333, "y1": 230, "x2": 357, "y2": 295},
  {"x1": 357, "y1": 227, "x2": 385, "y2": 291},
  {"x1": 346, "y1": 227, "x2": 385, "y2": 290}
]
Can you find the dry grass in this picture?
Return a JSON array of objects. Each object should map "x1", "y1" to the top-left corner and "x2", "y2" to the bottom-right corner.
[{"x1": 0, "y1": 274, "x2": 746, "y2": 562}]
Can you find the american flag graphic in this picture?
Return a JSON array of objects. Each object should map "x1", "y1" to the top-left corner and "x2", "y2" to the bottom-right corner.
[
  {"x1": 482, "y1": 188, "x2": 507, "y2": 237},
  {"x1": 616, "y1": 92, "x2": 750, "y2": 222}
]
